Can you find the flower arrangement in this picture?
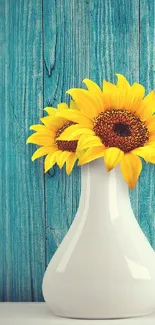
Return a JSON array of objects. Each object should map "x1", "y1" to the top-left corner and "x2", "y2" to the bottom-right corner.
[{"x1": 27, "y1": 74, "x2": 155, "y2": 189}]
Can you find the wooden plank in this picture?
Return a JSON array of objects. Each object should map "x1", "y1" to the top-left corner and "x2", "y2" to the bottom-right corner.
[
  {"x1": 43, "y1": 0, "x2": 90, "y2": 265},
  {"x1": 89, "y1": 0, "x2": 139, "y2": 83},
  {"x1": 0, "y1": 0, "x2": 45, "y2": 301},
  {"x1": 139, "y1": 0, "x2": 155, "y2": 248}
]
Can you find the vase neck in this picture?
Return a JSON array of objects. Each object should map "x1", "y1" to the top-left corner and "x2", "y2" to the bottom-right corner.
[
  {"x1": 81, "y1": 158, "x2": 129, "y2": 196},
  {"x1": 80, "y1": 158, "x2": 131, "y2": 223}
]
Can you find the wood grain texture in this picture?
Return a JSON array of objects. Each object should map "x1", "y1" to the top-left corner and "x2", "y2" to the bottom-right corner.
[
  {"x1": 0, "y1": 0, "x2": 45, "y2": 301},
  {"x1": 1, "y1": 0, "x2": 155, "y2": 302},
  {"x1": 138, "y1": 0, "x2": 155, "y2": 248}
]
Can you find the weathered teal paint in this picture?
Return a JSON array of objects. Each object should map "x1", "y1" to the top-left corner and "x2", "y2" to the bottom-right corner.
[
  {"x1": 0, "y1": 0, "x2": 155, "y2": 301},
  {"x1": 0, "y1": 0, "x2": 45, "y2": 301}
]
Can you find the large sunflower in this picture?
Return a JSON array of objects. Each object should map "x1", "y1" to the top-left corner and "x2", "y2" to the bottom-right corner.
[
  {"x1": 27, "y1": 102, "x2": 79, "y2": 175},
  {"x1": 56, "y1": 74, "x2": 155, "y2": 189}
]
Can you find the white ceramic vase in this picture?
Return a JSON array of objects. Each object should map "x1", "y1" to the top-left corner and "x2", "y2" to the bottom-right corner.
[{"x1": 42, "y1": 158, "x2": 155, "y2": 319}]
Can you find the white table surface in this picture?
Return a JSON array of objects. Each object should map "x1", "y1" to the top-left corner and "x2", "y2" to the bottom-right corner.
[{"x1": 0, "y1": 303, "x2": 155, "y2": 325}]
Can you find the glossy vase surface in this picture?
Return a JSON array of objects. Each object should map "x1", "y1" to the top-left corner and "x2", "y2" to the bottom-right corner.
[{"x1": 42, "y1": 158, "x2": 155, "y2": 319}]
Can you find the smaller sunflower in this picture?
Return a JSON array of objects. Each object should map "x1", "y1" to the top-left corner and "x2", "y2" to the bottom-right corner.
[
  {"x1": 27, "y1": 102, "x2": 79, "y2": 175},
  {"x1": 56, "y1": 75, "x2": 155, "y2": 189}
]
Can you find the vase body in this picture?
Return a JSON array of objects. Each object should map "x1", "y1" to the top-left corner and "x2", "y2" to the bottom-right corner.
[{"x1": 42, "y1": 158, "x2": 155, "y2": 319}]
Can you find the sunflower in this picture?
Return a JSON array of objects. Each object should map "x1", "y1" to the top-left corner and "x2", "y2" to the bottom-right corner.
[
  {"x1": 26, "y1": 102, "x2": 79, "y2": 175},
  {"x1": 56, "y1": 74, "x2": 155, "y2": 189}
]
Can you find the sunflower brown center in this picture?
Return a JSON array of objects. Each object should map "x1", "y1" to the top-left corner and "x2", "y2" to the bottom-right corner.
[
  {"x1": 113, "y1": 123, "x2": 131, "y2": 137},
  {"x1": 93, "y1": 109, "x2": 149, "y2": 153},
  {"x1": 55, "y1": 121, "x2": 78, "y2": 152}
]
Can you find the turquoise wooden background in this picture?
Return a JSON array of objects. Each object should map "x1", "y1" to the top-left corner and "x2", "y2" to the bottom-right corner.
[{"x1": 1, "y1": 0, "x2": 155, "y2": 302}]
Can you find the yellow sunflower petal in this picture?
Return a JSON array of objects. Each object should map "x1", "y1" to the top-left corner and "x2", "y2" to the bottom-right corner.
[
  {"x1": 103, "y1": 80, "x2": 117, "y2": 93},
  {"x1": 82, "y1": 78, "x2": 103, "y2": 107},
  {"x1": 102, "y1": 80, "x2": 118, "y2": 110},
  {"x1": 40, "y1": 116, "x2": 54, "y2": 125},
  {"x1": 50, "y1": 117, "x2": 68, "y2": 128},
  {"x1": 116, "y1": 74, "x2": 131, "y2": 90},
  {"x1": 29, "y1": 125, "x2": 55, "y2": 136},
  {"x1": 139, "y1": 91, "x2": 155, "y2": 121},
  {"x1": 53, "y1": 150, "x2": 62, "y2": 168},
  {"x1": 78, "y1": 146, "x2": 105, "y2": 165},
  {"x1": 131, "y1": 83, "x2": 145, "y2": 100},
  {"x1": 58, "y1": 124, "x2": 94, "y2": 141},
  {"x1": 66, "y1": 88, "x2": 101, "y2": 119},
  {"x1": 56, "y1": 151, "x2": 72, "y2": 169},
  {"x1": 104, "y1": 147, "x2": 124, "y2": 172},
  {"x1": 31, "y1": 146, "x2": 57, "y2": 161},
  {"x1": 149, "y1": 131, "x2": 155, "y2": 142},
  {"x1": 146, "y1": 141, "x2": 155, "y2": 147},
  {"x1": 66, "y1": 153, "x2": 77, "y2": 175},
  {"x1": 57, "y1": 103, "x2": 68, "y2": 110},
  {"x1": 75, "y1": 149, "x2": 85, "y2": 159},
  {"x1": 70, "y1": 100, "x2": 79, "y2": 110},
  {"x1": 103, "y1": 77, "x2": 132, "y2": 111},
  {"x1": 147, "y1": 155, "x2": 155, "y2": 164},
  {"x1": 149, "y1": 130, "x2": 155, "y2": 137},
  {"x1": 26, "y1": 133, "x2": 54, "y2": 146},
  {"x1": 135, "y1": 143, "x2": 155, "y2": 163},
  {"x1": 44, "y1": 107, "x2": 57, "y2": 116},
  {"x1": 131, "y1": 146, "x2": 149, "y2": 162},
  {"x1": 29, "y1": 125, "x2": 47, "y2": 132},
  {"x1": 146, "y1": 116, "x2": 155, "y2": 132},
  {"x1": 57, "y1": 109, "x2": 93, "y2": 128},
  {"x1": 140, "y1": 141, "x2": 155, "y2": 163},
  {"x1": 77, "y1": 135, "x2": 103, "y2": 151},
  {"x1": 40, "y1": 116, "x2": 67, "y2": 129},
  {"x1": 120, "y1": 153, "x2": 142, "y2": 189},
  {"x1": 129, "y1": 83, "x2": 145, "y2": 114},
  {"x1": 116, "y1": 74, "x2": 143, "y2": 111},
  {"x1": 68, "y1": 128, "x2": 95, "y2": 140},
  {"x1": 116, "y1": 74, "x2": 132, "y2": 110},
  {"x1": 44, "y1": 151, "x2": 60, "y2": 173},
  {"x1": 83, "y1": 78, "x2": 102, "y2": 93},
  {"x1": 56, "y1": 124, "x2": 79, "y2": 140},
  {"x1": 143, "y1": 90, "x2": 155, "y2": 114}
]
